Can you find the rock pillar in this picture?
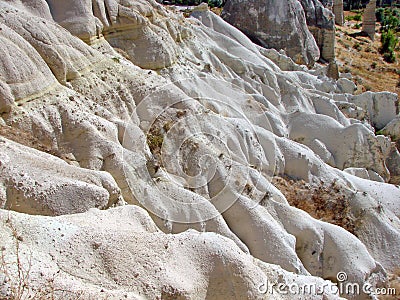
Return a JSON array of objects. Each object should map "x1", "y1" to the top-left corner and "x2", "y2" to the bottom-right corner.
[
  {"x1": 320, "y1": 0, "x2": 343, "y2": 25},
  {"x1": 333, "y1": 0, "x2": 344, "y2": 26},
  {"x1": 362, "y1": 0, "x2": 377, "y2": 40}
]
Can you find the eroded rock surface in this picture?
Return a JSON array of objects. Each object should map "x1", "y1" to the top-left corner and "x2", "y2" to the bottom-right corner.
[
  {"x1": 0, "y1": 1, "x2": 399, "y2": 299},
  {"x1": 299, "y1": 0, "x2": 336, "y2": 62},
  {"x1": 363, "y1": 0, "x2": 377, "y2": 40},
  {"x1": 221, "y1": 0, "x2": 320, "y2": 66}
]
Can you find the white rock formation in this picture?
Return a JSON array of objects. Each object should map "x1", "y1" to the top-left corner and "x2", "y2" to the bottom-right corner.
[
  {"x1": 383, "y1": 115, "x2": 400, "y2": 140},
  {"x1": 348, "y1": 91, "x2": 398, "y2": 130},
  {"x1": 0, "y1": 1, "x2": 399, "y2": 299},
  {"x1": 0, "y1": 137, "x2": 122, "y2": 215}
]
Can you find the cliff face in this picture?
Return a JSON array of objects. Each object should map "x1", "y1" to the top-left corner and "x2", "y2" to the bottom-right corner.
[
  {"x1": 0, "y1": 1, "x2": 399, "y2": 299},
  {"x1": 221, "y1": 0, "x2": 320, "y2": 66},
  {"x1": 222, "y1": 0, "x2": 337, "y2": 64},
  {"x1": 299, "y1": 0, "x2": 336, "y2": 62},
  {"x1": 321, "y1": 0, "x2": 344, "y2": 25}
]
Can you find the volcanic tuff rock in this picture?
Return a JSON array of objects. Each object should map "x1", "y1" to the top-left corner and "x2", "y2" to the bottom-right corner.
[
  {"x1": 321, "y1": 0, "x2": 344, "y2": 25},
  {"x1": 362, "y1": 0, "x2": 377, "y2": 41},
  {"x1": 221, "y1": 0, "x2": 337, "y2": 65},
  {"x1": 299, "y1": 0, "x2": 336, "y2": 62},
  {"x1": 333, "y1": 0, "x2": 344, "y2": 25},
  {"x1": 221, "y1": 0, "x2": 320, "y2": 66},
  {"x1": 0, "y1": 0, "x2": 399, "y2": 299}
]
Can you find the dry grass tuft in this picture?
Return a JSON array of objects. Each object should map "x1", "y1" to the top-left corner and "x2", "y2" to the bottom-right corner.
[
  {"x1": 0, "y1": 215, "x2": 58, "y2": 300},
  {"x1": 379, "y1": 268, "x2": 400, "y2": 299}
]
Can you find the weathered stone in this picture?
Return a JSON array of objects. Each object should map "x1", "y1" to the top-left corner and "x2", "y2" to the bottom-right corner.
[
  {"x1": 299, "y1": 0, "x2": 336, "y2": 62},
  {"x1": 349, "y1": 91, "x2": 398, "y2": 129},
  {"x1": 258, "y1": 47, "x2": 308, "y2": 71},
  {"x1": 46, "y1": 0, "x2": 179, "y2": 69},
  {"x1": 383, "y1": 115, "x2": 400, "y2": 141},
  {"x1": 336, "y1": 78, "x2": 356, "y2": 94},
  {"x1": 327, "y1": 60, "x2": 340, "y2": 79},
  {"x1": 221, "y1": 0, "x2": 337, "y2": 64},
  {"x1": 320, "y1": 0, "x2": 343, "y2": 25},
  {"x1": 0, "y1": 79, "x2": 14, "y2": 113},
  {"x1": 363, "y1": 0, "x2": 377, "y2": 40},
  {"x1": 386, "y1": 144, "x2": 400, "y2": 183},
  {"x1": 221, "y1": 0, "x2": 320, "y2": 67},
  {"x1": 0, "y1": 1, "x2": 400, "y2": 298},
  {"x1": 333, "y1": 0, "x2": 344, "y2": 26}
]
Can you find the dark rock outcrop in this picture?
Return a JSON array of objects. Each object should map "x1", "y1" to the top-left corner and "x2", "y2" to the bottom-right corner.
[
  {"x1": 362, "y1": 0, "x2": 377, "y2": 40},
  {"x1": 321, "y1": 0, "x2": 344, "y2": 25},
  {"x1": 299, "y1": 0, "x2": 336, "y2": 62},
  {"x1": 221, "y1": 0, "x2": 320, "y2": 67}
]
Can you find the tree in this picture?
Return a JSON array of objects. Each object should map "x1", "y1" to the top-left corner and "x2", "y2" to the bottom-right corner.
[
  {"x1": 380, "y1": 29, "x2": 398, "y2": 62},
  {"x1": 208, "y1": 0, "x2": 222, "y2": 7}
]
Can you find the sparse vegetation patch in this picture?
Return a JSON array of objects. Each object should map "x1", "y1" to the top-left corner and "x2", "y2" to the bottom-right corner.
[{"x1": 272, "y1": 176, "x2": 357, "y2": 234}]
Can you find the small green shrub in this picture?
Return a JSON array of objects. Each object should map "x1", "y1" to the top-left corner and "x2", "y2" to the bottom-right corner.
[
  {"x1": 376, "y1": 8, "x2": 385, "y2": 23},
  {"x1": 383, "y1": 51, "x2": 396, "y2": 63},
  {"x1": 380, "y1": 29, "x2": 398, "y2": 63},
  {"x1": 350, "y1": 8, "x2": 362, "y2": 14},
  {"x1": 382, "y1": 14, "x2": 400, "y2": 32},
  {"x1": 345, "y1": 13, "x2": 362, "y2": 22},
  {"x1": 381, "y1": 30, "x2": 398, "y2": 52},
  {"x1": 208, "y1": 0, "x2": 222, "y2": 8},
  {"x1": 379, "y1": 8, "x2": 400, "y2": 32},
  {"x1": 353, "y1": 14, "x2": 362, "y2": 22},
  {"x1": 353, "y1": 42, "x2": 362, "y2": 51}
]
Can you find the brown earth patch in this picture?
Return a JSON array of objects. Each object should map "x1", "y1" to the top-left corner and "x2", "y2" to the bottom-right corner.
[
  {"x1": 272, "y1": 176, "x2": 357, "y2": 234},
  {"x1": 0, "y1": 124, "x2": 61, "y2": 158}
]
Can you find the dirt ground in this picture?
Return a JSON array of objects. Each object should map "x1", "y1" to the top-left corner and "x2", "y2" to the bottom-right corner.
[{"x1": 336, "y1": 11, "x2": 400, "y2": 98}]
